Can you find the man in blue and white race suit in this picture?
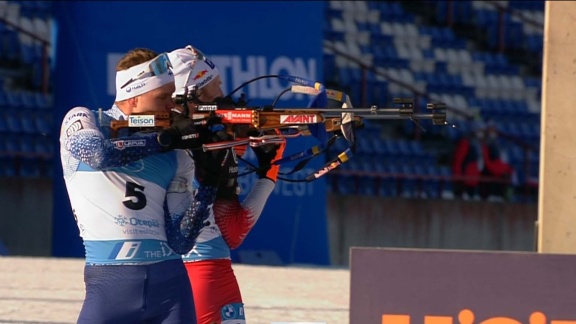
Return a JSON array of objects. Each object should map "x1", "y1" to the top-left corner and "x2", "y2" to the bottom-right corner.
[{"x1": 59, "y1": 48, "x2": 221, "y2": 323}]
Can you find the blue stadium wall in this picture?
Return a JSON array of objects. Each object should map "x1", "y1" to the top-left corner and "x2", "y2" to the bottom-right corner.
[{"x1": 51, "y1": 1, "x2": 330, "y2": 265}]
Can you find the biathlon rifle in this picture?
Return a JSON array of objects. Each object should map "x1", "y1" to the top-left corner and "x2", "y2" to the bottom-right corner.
[{"x1": 109, "y1": 74, "x2": 448, "y2": 182}]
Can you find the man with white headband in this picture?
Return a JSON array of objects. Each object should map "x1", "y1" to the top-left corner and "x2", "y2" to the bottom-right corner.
[
  {"x1": 167, "y1": 45, "x2": 286, "y2": 324},
  {"x1": 59, "y1": 48, "x2": 223, "y2": 323}
]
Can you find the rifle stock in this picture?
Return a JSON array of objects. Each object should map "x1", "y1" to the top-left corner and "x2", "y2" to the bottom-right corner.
[
  {"x1": 108, "y1": 99, "x2": 447, "y2": 140},
  {"x1": 109, "y1": 109, "x2": 365, "y2": 138}
]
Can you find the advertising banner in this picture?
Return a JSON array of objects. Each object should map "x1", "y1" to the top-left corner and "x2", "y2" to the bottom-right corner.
[
  {"x1": 51, "y1": 1, "x2": 329, "y2": 265},
  {"x1": 350, "y1": 247, "x2": 576, "y2": 323}
]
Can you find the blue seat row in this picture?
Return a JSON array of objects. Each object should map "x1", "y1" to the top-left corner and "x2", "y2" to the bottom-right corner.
[
  {"x1": 14, "y1": 0, "x2": 53, "y2": 19},
  {"x1": 430, "y1": 1, "x2": 544, "y2": 55},
  {"x1": 0, "y1": 90, "x2": 52, "y2": 110},
  {"x1": 0, "y1": 133, "x2": 54, "y2": 158},
  {"x1": 331, "y1": 164, "x2": 453, "y2": 198},
  {"x1": 435, "y1": 1, "x2": 474, "y2": 25},
  {"x1": 507, "y1": 1, "x2": 545, "y2": 11},
  {"x1": 333, "y1": 136, "x2": 432, "y2": 157},
  {"x1": 0, "y1": 109, "x2": 54, "y2": 135},
  {"x1": 0, "y1": 156, "x2": 53, "y2": 178},
  {"x1": 372, "y1": 1, "x2": 413, "y2": 23},
  {"x1": 442, "y1": 118, "x2": 540, "y2": 145}
]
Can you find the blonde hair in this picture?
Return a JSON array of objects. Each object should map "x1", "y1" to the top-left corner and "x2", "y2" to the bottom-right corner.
[{"x1": 115, "y1": 48, "x2": 158, "y2": 71}]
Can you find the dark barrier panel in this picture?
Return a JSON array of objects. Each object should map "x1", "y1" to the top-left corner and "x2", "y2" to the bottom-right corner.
[
  {"x1": 327, "y1": 195, "x2": 537, "y2": 266},
  {"x1": 0, "y1": 179, "x2": 53, "y2": 256},
  {"x1": 350, "y1": 247, "x2": 576, "y2": 323}
]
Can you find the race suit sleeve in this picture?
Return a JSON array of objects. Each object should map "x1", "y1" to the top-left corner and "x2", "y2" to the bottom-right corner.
[
  {"x1": 214, "y1": 178, "x2": 275, "y2": 250},
  {"x1": 164, "y1": 151, "x2": 218, "y2": 254},
  {"x1": 61, "y1": 106, "x2": 166, "y2": 170}
]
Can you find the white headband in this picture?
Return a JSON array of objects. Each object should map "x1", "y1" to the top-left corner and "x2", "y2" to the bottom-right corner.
[
  {"x1": 115, "y1": 54, "x2": 174, "y2": 102},
  {"x1": 168, "y1": 45, "x2": 219, "y2": 95}
]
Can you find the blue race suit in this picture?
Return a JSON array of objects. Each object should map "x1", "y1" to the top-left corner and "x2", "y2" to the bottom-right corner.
[{"x1": 60, "y1": 105, "x2": 214, "y2": 323}]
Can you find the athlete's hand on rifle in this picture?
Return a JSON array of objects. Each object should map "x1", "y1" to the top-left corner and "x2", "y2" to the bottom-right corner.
[
  {"x1": 206, "y1": 120, "x2": 240, "y2": 199},
  {"x1": 252, "y1": 129, "x2": 286, "y2": 182},
  {"x1": 157, "y1": 113, "x2": 203, "y2": 151},
  {"x1": 193, "y1": 122, "x2": 238, "y2": 188},
  {"x1": 214, "y1": 148, "x2": 239, "y2": 200}
]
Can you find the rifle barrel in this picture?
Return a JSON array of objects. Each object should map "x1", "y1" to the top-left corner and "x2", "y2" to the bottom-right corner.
[
  {"x1": 267, "y1": 107, "x2": 403, "y2": 113},
  {"x1": 358, "y1": 113, "x2": 442, "y2": 119}
]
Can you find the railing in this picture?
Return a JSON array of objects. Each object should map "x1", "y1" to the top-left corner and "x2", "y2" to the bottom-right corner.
[{"x1": 324, "y1": 41, "x2": 474, "y2": 121}]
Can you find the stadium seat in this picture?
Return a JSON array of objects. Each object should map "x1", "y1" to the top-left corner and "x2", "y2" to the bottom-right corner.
[
  {"x1": 335, "y1": 173, "x2": 356, "y2": 195},
  {"x1": 21, "y1": 91, "x2": 37, "y2": 109},
  {"x1": 4, "y1": 134, "x2": 21, "y2": 155},
  {"x1": 5, "y1": 91, "x2": 23, "y2": 109},
  {"x1": 19, "y1": 157, "x2": 42, "y2": 178},
  {"x1": 34, "y1": 135, "x2": 54, "y2": 158},
  {"x1": 0, "y1": 157, "x2": 18, "y2": 177},
  {"x1": 20, "y1": 112, "x2": 37, "y2": 134},
  {"x1": 34, "y1": 112, "x2": 53, "y2": 135},
  {"x1": 423, "y1": 165, "x2": 442, "y2": 199},
  {"x1": 378, "y1": 163, "x2": 398, "y2": 197},
  {"x1": 356, "y1": 136, "x2": 375, "y2": 157},
  {"x1": 5, "y1": 109, "x2": 22, "y2": 133}
]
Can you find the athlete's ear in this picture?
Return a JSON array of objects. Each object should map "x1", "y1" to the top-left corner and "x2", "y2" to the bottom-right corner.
[{"x1": 127, "y1": 97, "x2": 137, "y2": 114}]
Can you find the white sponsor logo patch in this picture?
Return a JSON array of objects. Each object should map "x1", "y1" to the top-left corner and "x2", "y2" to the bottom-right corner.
[
  {"x1": 65, "y1": 120, "x2": 84, "y2": 137},
  {"x1": 113, "y1": 139, "x2": 147, "y2": 150},
  {"x1": 280, "y1": 114, "x2": 318, "y2": 124},
  {"x1": 113, "y1": 241, "x2": 141, "y2": 260},
  {"x1": 197, "y1": 104, "x2": 218, "y2": 111},
  {"x1": 128, "y1": 115, "x2": 155, "y2": 127}
]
